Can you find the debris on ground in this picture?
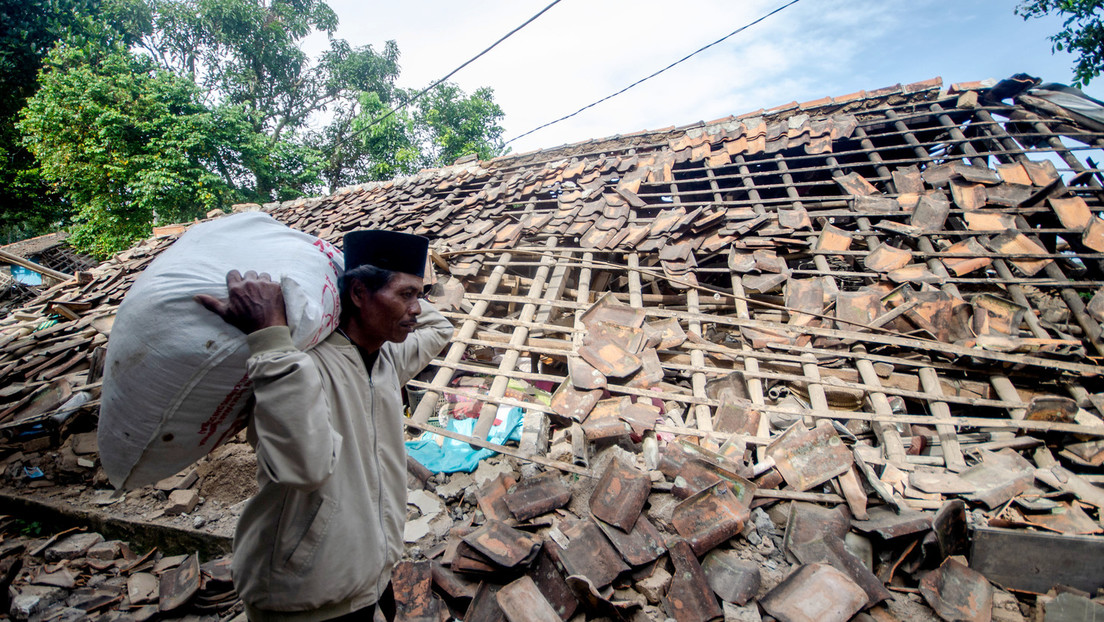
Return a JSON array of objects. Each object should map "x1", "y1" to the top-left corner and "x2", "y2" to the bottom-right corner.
[{"x1": 4, "y1": 77, "x2": 1104, "y2": 620}]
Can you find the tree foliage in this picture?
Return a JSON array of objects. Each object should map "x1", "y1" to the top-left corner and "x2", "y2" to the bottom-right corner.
[
  {"x1": 18, "y1": 44, "x2": 248, "y2": 256},
  {"x1": 1017, "y1": 0, "x2": 1104, "y2": 86},
  {"x1": 4, "y1": 0, "x2": 507, "y2": 256},
  {"x1": 323, "y1": 84, "x2": 506, "y2": 187},
  {"x1": 0, "y1": 0, "x2": 101, "y2": 243}
]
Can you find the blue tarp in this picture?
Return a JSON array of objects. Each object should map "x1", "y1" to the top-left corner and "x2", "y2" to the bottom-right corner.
[{"x1": 405, "y1": 405, "x2": 524, "y2": 473}]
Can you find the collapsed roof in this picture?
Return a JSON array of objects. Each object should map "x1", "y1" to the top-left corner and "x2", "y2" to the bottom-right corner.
[
  {"x1": 3, "y1": 76, "x2": 1104, "y2": 610},
  {"x1": 266, "y1": 75, "x2": 1104, "y2": 447},
  {"x1": 0, "y1": 232, "x2": 98, "y2": 315}
]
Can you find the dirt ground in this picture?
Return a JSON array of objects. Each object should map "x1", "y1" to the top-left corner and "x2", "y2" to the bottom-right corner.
[{"x1": 1, "y1": 434, "x2": 259, "y2": 542}]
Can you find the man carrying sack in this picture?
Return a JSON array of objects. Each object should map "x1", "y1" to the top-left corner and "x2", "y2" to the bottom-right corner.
[{"x1": 196, "y1": 230, "x2": 454, "y2": 621}]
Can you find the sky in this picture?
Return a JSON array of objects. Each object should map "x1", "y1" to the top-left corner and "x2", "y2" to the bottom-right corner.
[{"x1": 303, "y1": 1, "x2": 1104, "y2": 155}]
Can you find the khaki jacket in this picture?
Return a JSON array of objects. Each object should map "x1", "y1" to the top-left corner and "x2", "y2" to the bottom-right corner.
[{"x1": 231, "y1": 300, "x2": 453, "y2": 621}]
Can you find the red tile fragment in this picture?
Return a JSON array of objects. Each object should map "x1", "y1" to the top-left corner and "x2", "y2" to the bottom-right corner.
[
  {"x1": 760, "y1": 563, "x2": 867, "y2": 622},
  {"x1": 672, "y1": 481, "x2": 750, "y2": 556},
  {"x1": 496, "y1": 576, "x2": 563, "y2": 622},
  {"x1": 662, "y1": 540, "x2": 723, "y2": 622},
  {"x1": 503, "y1": 473, "x2": 571, "y2": 521},
  {"x1": 918, "y1": 558, "x2": 994, "y2": 622},
  {"x1": 589, "y1": 457, "x2": 650, "y2": 531}
]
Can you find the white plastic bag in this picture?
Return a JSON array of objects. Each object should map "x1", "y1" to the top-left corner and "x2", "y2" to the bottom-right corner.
[{"x1": 99, "y1": 212, "x2": 343, "y2": 489}]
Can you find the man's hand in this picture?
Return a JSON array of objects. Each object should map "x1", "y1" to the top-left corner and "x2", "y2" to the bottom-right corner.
[{"x1": 195, "y1": 270, "x2": 288, "y2": 335}]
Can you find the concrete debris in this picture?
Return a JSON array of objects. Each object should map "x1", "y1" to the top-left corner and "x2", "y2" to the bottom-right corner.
[
  {"x1": 7, "y1": 77, "x2": 1104, "y2": 621},
  {"x1": 45, "y1": 532, "x2": 104, "y2": 562},
  {"x1": 165, "y1": 489, "x2": 199, "y2": 516}
]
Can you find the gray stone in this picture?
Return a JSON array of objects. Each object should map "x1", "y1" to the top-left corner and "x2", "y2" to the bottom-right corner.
[
  {"x1": 166, "y1": 489, "x2": 199, "y2": 515},
  {"x1": 407, "y1": 489, "x2": 444, "y2": 516},
  {"x1": 518, "y1": 411, "x2": 549, "y2": 458},
  {"x1": 992, "y1": 589, "x2": 1026, "y2": 622},
  {"x1": 155, "y1": 467, "x2": 198, "y2": 491},
  {"x1": 153, "y1": 554, "x2": 189, "y2": 574},
  {"x1": 644, "y1": 493, "x2": 679, "y2": 531},
  {"x1": 404, "y1": 515, "x2": 433, "y2": 543},
  {"x1": 70, "y1": 432, "x2": 98, "y2": 456},
  {"x1": 1044, "y1": 592, "x2": 1104, "y2": 621},
  {"x1": 548, "y1": 441, "x2": 573, "y2": 464},
  {"x1": 751, "y1": 508, "x2": 775, "y2": 536},
  {"x1": 126, "y1": 572, "x2": 159, "y2": 605},
  {"x1": 633, "y1": 567, "x2": 671, "y2": 605},
  {"x1": 87, "y1": 541, "x2": 122, "y2": 561},
  {"x1": 702, "y1": 550, "x2": 760, "y2": 606},
  {"x1": 472, "y1": 459, "x2": 514, "y2": 487},
  {"x1": 722, "y1": 601, "x2": 762, "y2": 622},
  {"x1": 518, "y1": 463, "x2": 542, "y2": 481},
  {"x1": 44, "y1": 533, "x2": 104, "y2": 562},
  {"x1": 612, "y1": 587, "x2": 648, "y2": 608},
  {"x1": 33, "y1": 566, "x2": 78, "y2": 589},
  {"x1": 91, "y1": 490, "x2": 123, "y2": 506},
  {"x1": 435, "y1": 473, "x2": 473, "y2": 501},
  {"x1": 9, "y1": 584, "x2": 65, "y2": 620}
]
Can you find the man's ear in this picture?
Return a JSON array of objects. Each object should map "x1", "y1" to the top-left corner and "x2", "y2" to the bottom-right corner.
[{"x1": 348, "y1": 278, "x2": 368, "y2": 310}]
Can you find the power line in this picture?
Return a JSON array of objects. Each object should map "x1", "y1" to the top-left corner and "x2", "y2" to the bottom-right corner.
[
  {"x1": 504, "y1": 0, "x2": 804, "y2": 147},
  {"x1": 335, "y1": 0, "x2": 565, "y2": 151}
]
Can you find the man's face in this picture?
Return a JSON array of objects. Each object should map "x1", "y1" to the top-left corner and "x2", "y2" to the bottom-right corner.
[{"x1": 355, "y1": 272, "x2": 424, "y2": 344}]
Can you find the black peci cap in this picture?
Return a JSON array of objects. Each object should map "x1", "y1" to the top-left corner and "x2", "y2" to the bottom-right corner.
[{"x1": 343, "y1": 230, "x2": 428, "y2": 278}]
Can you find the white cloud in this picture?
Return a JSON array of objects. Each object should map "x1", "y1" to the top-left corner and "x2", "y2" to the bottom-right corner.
[{"x1": 304, "y1": 0, "x2": 1104, "y2": 153}]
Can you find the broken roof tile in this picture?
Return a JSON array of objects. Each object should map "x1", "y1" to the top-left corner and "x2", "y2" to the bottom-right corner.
[
  {"x1": 589, "y1": 457, "x2": 650, "y2": 531},
  {"x1": 985, "y1": 231, "x2": 1053, "y2": 276}
]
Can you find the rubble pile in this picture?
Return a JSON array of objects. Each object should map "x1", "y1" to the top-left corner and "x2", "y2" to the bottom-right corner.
[
  {"x1": 2, "y1": 526, "x2": 239, "y2": 621},
  {"x1": 6, "y1": 439, "x2": 1104, "y2": 621},
  {"x1": 3, "y1": 76, "x2": 1104, "y2": 620}
]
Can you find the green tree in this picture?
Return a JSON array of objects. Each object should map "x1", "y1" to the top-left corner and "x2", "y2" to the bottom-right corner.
[
  {"x1": 414, "y1": 84, "x2": 506, "y2": 167},
  {"x1": 323, "y1": 84, "x2": 506, "y2": 187},
  {"x1": 0, "y1": 0, "x2": 152, "y2": 243},
  {"x1": 0, "y1": 0, "x2": 98, "y2": 243},
  {"x1": 10, "y1": 0, "x2": 507, "y2": 255},
  {"x1": 18, "y1": 44, "x2": 248, "y2": 257},
  {"x1": 1017, "y1": 0, "x2": 1104, "y2": 86},
  {"x1": 138, "y1": 0, "x2": 403, "y2": 198}
]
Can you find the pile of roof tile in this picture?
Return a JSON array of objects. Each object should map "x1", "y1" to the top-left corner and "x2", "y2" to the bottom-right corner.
[
  {"x1": 2, "y1": 526, "x2": 239, "y2": 621},
  {"x1": 3, "y1": 76, "x2": 1104, "y2": 620}
]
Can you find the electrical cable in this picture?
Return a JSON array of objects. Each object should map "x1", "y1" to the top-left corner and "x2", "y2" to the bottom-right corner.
[
  {"x1": 334, "y1": 0, "x2": 564, "y2": 150},
  {"x1": 504, "y1": 0, "x2": 803, "y2": 146}
]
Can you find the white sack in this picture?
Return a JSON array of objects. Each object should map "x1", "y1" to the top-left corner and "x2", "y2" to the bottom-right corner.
[{"x1": 99, "y1": 212, "x2": 343, "y2": 489}]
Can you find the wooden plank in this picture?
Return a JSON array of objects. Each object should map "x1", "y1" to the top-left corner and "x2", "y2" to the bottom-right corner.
[
  {"x1": 730, "y1": 270, "x2": 769, "y2": 463},
  {"x1": 930, "y1": 102, "x2": 1104, "y2": 357},
  {"x1": 533, "y1": 249, "x2": 570, "y2": 330},
  {"x1": 0, "y1": 248, "x2": 72, "y2": 283},
  {"x1": 574, "y1": 251, "x2": 594, "y2": 350},
  {"x1": 627, "y1": 253, "x2": 644, "y2": 309},
  {"x1": 424, "y1": 357, "x2": 1104, "y2": 436},
  {"x1": 472, "y1": 239, "x2": 558, "y2": 440},
  {"x1": 686, "y1": 288, "x2": 713, "y2": 436},
  {"x1": 989, "y1": 375, "x2": 1028, "y2": 420},
  {"x1": 853, "y1": 346, "x2": 908, "y2": 463},
  {"x1": 798, "y1": 352, "x2": 829, "y2": 417},
  {"x1": 458, "y1": 289, "x2": 1104, "y2": 376},
  {"x1": 728, "y1": 317, "x2": 1104, "y2": 376},
  {"x1": 412, "y1": 252, "x2": 512, "y2": 424},
  {"x1": 917, "y1": 367, "x2": 967, "y2": 472}
]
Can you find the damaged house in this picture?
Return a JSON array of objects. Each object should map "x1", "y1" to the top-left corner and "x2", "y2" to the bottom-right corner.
[
  {"x1": 2, "y1": 76, "x2": 1104, "y2": 620},
  {"x1": 0, "y1": 233, "x2": 97, "y2": 316}
]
